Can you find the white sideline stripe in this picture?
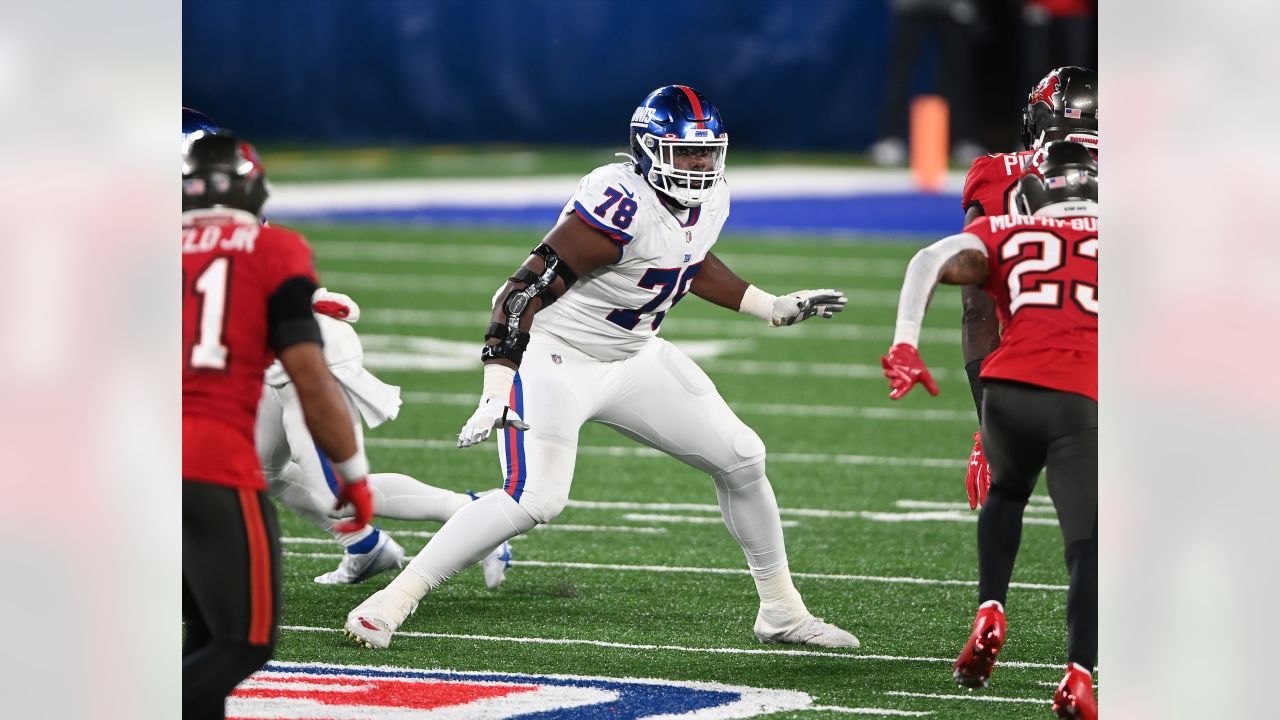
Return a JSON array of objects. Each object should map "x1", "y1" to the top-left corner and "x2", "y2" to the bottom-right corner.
[
  {"x1": 272, "y1": 166, "x2": 965, "y2": 213},
  {"x1": 623, "y1": 512, "x2": 799, "y2": 528},
  {"x1": 281, "y1": 552, "x2": 1066, "y2": 591},
  {"x1": 402, "y1": 391, "x2": 973, "y2": 423},
  {"x1": 806, "y1": 706, "x2": 932, "y2": 717},
  {"x1": 883, "y1": 691, "x2": 1047, "y2": 705},
  {"x1": 280, "y1": 624, "x2": 1059, "y2": 669},
  {"x1": 364, "y1": 437, "x2": 967, "y2": 469}
]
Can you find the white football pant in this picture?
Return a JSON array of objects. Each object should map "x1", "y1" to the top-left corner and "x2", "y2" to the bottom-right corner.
[
  {"x1": 384, "y1": 334, "x2": 809, "y2": 615},
  {"x1": 255, "y1": 382, "x2": 470, "y2": 549}
]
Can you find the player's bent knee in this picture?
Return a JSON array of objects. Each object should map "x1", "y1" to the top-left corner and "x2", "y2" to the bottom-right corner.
[
  {"x1": 711, "y1": 426, "x2": 766, "y2": 483},
  {"x1": 515, "y1": 490, "x2": 569, "y2": 525},
  {"x1": 713, "y1": 429, "x2": 768, "y2": 490}
]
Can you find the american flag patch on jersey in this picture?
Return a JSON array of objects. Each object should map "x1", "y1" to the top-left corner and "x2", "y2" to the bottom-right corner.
[{"x1": 1064, "y1": 108, "x2": 1083, "y2": 119}]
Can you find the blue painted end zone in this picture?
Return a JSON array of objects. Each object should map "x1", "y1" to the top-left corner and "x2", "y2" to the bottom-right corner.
[{"x1": 270, "y1": 192, "x2": 962, "y2": 238}]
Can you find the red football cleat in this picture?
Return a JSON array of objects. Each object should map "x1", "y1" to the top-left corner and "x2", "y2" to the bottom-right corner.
[
  {"x1": 953, "y1": 600, "x2": 1007, "y2": 688},
  {"x1": 1052, "y1": 662, "x2": 1097, "y2": 720}
]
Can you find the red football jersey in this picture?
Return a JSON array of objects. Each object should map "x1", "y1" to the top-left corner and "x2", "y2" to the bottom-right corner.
[
  {"x1": 966, "y1": 213, "x2": 1098, "y2": 401},
  {"x1": 182, "y1": 209, "x2": 317, "y2": 488},
  {"x1": 961, "y1": 151, "x2": 1040, "y2": 218}
]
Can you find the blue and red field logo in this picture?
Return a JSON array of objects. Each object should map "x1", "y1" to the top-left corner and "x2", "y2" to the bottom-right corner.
[{"x1": 229, "y1": 661, "x2": 813, "y2": 718}]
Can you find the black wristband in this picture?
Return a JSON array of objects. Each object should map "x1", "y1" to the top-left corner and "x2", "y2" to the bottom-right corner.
[
  {"x1": 480, "y1": 331, "x2": 530, "y2": 364},
  {"x1": 965, "y1": 358, "x2": 985, "y2": 422},
  {"x1": 484, "y1": 322, "x2": 509, "y2": 341}
]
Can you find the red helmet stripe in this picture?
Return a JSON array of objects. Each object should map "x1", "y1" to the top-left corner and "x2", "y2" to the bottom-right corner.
[{"x1": 677, "y1": 85, "x2": 706, "y2": 129}]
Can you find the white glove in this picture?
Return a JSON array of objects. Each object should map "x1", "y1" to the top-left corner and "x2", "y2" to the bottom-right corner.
[
  {"x1": 457, "y1": 396, "x2": 530, "y2": 448},
  {"x1": 769, "y1": 289, "x2": 848, "y2": 326},
  {"x1": 312, "y1": 287, "x2": 360, "y2": 324}
]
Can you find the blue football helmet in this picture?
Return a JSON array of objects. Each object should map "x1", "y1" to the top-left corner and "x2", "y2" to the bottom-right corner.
[
  {"x1": 628, "y1": 85, "x2": 728, "y2": 207},
  {"x1": 182, "y1": 107, "x2": 222, "y2": 137}
]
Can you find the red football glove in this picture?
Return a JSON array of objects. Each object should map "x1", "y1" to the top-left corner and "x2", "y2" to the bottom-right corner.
[
  {"x1": 312, "y1": 299, "x2": 351, "y2": 320},
  {"x1": 881, "y1": 343, "x2": 939, "y2": 400},
  {"x1": 966, "y1": 430, "x2": 992, "y2": 509},
  {"x1": 332, "y1": 477, "x2": 374, "y2": 533}
]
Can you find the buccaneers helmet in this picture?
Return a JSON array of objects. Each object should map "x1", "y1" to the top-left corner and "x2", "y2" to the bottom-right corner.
[
  {"x1": 182, "y1": 131, "x2": 269, "y2": 216},
  {"x1": 1021, "y1": 67, "x2": 1098, "y2": 152},
  {"x1": 1014, "y1": 141, "x2": 1098, "y2": 216}
]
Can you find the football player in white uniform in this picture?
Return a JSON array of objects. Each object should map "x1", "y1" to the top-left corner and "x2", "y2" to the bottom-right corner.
[
  {"x1": 345, "y1": 85, "x2": 856, "y2": 650},
  {"x1": 256, "y1": 288, "x2": 512, "y2": 588}
]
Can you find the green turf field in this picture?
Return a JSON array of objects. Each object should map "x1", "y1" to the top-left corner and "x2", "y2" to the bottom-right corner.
[{"x1": 272, "y1": 222, "x2": 1083, "y2": 718}]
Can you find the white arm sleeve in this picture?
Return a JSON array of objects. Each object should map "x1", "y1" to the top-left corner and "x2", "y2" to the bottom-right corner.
[{"x1": 893, "y1": 233, "x2": 988, "y2": 346}]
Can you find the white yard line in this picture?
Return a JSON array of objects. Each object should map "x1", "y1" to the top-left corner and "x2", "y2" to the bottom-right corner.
[
  {"x1": 531, "y1": 523, "x2": 668, "y2": 534},
  {"x1": 894, "y1": 500, "x2": 1056, "y2": 515},
  {"x1": 279, "y1": 624, "x2": 1060, "y2": 669},
  {"x1": 361, "y1": 308, "x2": 961, "y2": 343},
  {"x1": 402, "y1": 391, "x2": 971, "y2": 423},
  {"x1": 282, "y1": 523, "x2": 666, "y2": 545},
  {"x1": 280, "y1": 552, "x2": 1066, "y2": 591},
  {"x1": 364, "y1": 437, "x2": 966, "y2": 469},
  {"x1": 565, "y1": 500, "x2": 1056, "y2": 527},
  {"x1": 623, "y1": 512, "x2": 799, "y2": 527},
  {"x1": 806, "y1": 706, "x2": 932, "y2": 717},
  {"x1": 882, "y1": 691, "x2": 1048, "y2": 705},
  {"x1": 314, "y1": 241, "x2": 915, "y2": 279},
  {"x1": 700, "y1": 359, "x2": 956, "y2": 382},
  {"x1": 364, "y1": 347, "x2": 954, "y2": 381},
  {"x1": 322, "y1": 271, "x2": 507, "y2": 293}
]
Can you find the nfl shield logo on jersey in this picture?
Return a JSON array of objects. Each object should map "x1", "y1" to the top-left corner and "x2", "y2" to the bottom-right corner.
[
  {"x1": 229, "y1": 661, "x2": 813, "y2": 718},
  {"x1": 551, "y1": 353, "x2": 562, "y2": 365}
]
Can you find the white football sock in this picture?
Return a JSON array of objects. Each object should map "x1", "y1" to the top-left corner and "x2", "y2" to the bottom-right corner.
[
  {"x1": 367, "y1": 472, "x2": 470, "y2": 522},
  {"x1": 384, "y1": 490, "x2": 536, "y2": 602},
  {"x1": 334, "y1": 525, "x2": 376, "y2": 550},
  {"x1": 713, "y1": 461, "x2": 809, "y2": 616}
]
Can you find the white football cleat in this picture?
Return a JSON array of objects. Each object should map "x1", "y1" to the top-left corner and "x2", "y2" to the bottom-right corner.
[
  {"x1": 754, "y1": 608, "x2": 860, "y2": 649},
  {"x1": 344, "y1": 587, "x2": 418, "y2": 649},
  {"x1": 315, "y1": 532, "x2": 405, "y2": 585},
  {"x1": 481, "y1": 541, "x2": 512, "y2": 590},
  {"x1": 344, "y1": 613, "x2": 394, "y2": 649}
]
